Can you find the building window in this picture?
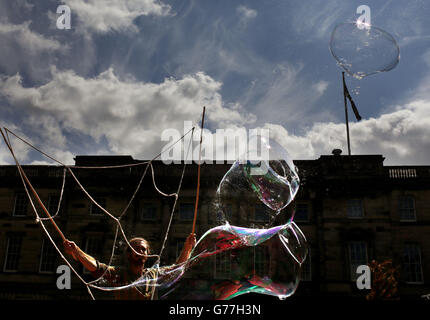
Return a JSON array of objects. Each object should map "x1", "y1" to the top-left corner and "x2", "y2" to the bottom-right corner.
[
  {"x1": 214, "y1": 251, "x2": 231, "y2": 279},
  {"x1": 223, "y1": 204, "x2": 233, "y2": 222},
  {"x1": 254, "y1": 246, "x2": 269, "y2": 276},
  {"x1": 213, "y1": 203, "x2": 232, "y2": 225},
  {"x1": 399, "y1": 196, "x2": 416, "y2": 221},
  {"x1": 254, "y1": 204, "x2": 270, "y2": 222},
  {"x1": 3, "y1": 235, "x2": 23, "y2": 272},
  {"x1": 48, "y1": 194, "x2": 61, "y2": 216},
  {"x1": 347, "y1": 199, "x2": 364, "y2": 218},
  {"x1": 13, "y1": 193, "x2": 28, "y2": 216},
  {"x1": 294, "y1": 203, "x2": 309, "y2": 222},
  {"x1": 17, "y1": 168, "x2": 38, "y2": 177},
  {"x1": 85, "y1": 236, "x2": 102, "y2": 256},
  {"x1": 141, "y1": 202, "x2": 158, "y2": 221},
  {"x1": 89, "y1": 197, "x2": 106, "y2": 215},
  {"x1": 348, "y1": 242, "x2": 368, "y2": 281},
  {"x1": 300, "y1": 248, "x2": 312, "y2": 281},
  {"x1": 402, "y1": 244, "x2": 424, "y2": 284},
  {"x1": 175, "y1": 240, "x2": 184, "y2": 262},
  {"x1": 83, "y1": 236, "x2": 102, "y2": 274},
  {"x1": 39, "y1": 239, "x2": 57, "y2": 273},
  {"x1": 48, "y1": 168, "x2": 63, "y2": 178},
  {"x1": 179, "y1": 203, "x2": 194, "y2": 221}
]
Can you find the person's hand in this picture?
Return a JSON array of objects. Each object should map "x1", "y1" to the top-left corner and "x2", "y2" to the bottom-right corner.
[
  {"x1": 184, "y1": 233, "x2": 197, "y2": 253},
  {"x1": 175, "y1": 233, "x2": 197, "y2": 264},
  {"x1": 63, "y1": 239, "x2": 79, "y2": 261}
]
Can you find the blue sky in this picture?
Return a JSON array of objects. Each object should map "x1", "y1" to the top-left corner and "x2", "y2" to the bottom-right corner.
[{"x1": 0, "y1": 0, "x2": 430, "y2": 165}]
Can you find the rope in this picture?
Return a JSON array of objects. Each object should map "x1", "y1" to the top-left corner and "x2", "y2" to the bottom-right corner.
[
  {"x1": 37, "y1": 167, "x2": 67, "y2": 221},
  {"x1": 0, "y1": 112, "x2": 203, "y2": 300},
  {"x1": 192, "y1": 106, "x2": 206, "y2": 234},
  {"x1": 157, "y1": 127, "x2": 195, "y2": 261},
  {"x1": 1, "y1": 128, "x2": 92, "y2": 296},
  {"x1": 3, "y1": 126, "x2": 194, "y2": 169},
  {"x1": 1, "y1": 129, "x2": 66, "y2": 241}
]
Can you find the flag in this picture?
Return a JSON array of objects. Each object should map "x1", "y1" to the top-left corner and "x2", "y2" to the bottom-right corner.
[{"x1": 342, "y1": 74, "x2": 362, "y2": 121}]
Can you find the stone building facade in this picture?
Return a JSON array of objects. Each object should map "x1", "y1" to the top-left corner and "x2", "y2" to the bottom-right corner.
[{"x1": 0, "y1": 153, "x2": 429, "y2": 300}]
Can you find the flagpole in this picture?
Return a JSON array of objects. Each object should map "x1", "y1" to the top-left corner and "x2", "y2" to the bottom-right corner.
[
  {"x1": 342, "y1": 72, "x2": 352, "y2": 156},
  {"x1": 192, "y1": 106, "x2": 206, "y2": 235}
]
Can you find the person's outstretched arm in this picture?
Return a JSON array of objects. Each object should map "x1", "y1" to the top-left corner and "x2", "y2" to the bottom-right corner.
[
  {"x1": 63, "y1": 239, "x2": 98, "y2": 272},
  {"x1": 176, "y1": 233, "x2": 196, "y2": 265}
]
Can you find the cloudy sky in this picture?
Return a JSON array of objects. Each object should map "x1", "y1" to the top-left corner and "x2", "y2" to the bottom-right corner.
[{"x1": 0, "y1": 0, "x2": 429, "y2": 165}]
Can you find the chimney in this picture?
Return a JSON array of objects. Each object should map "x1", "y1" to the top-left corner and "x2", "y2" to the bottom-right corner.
[{"x1": 332, "y1": 149, "x2": 342, "y2": 156}]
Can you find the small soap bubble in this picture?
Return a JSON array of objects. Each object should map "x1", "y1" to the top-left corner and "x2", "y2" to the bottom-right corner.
[{"x1": 330, "y1": 22, "x2": 400, "y2": 79}]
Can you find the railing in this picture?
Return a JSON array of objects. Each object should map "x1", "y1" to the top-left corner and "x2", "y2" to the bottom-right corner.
[
  {"x1": 387, "y1": 166, "x2": 430, "y2": 179},
  {"x1": 388, "y1": 168, "x2": 417, "y2": 179}
]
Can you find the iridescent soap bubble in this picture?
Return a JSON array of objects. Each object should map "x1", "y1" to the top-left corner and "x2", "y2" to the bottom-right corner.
[
  {"x1": 216, "y1": 134, "x2": 299, "y2": 228},
  {"x1": 90, "y1": 134, "x2": 305, "y2": 300},
  {"x1": 246, "y1": 134, "x2": 300, "y2": 211},
  {"x1": 160, "y1": 222, "x2": 307, "y2": 300},
  {"x1": 87, "y1": 249, "x2": 190, "y2": 298},
  {"x1": 329, "y1": 22, "x2": 400, "y2": 79},
  {"x1": 92, "y1": 221, "x2": 308, "y2": 300}
]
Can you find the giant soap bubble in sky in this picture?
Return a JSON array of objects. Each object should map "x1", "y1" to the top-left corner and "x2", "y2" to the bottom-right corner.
[
  {"x1": 216, "y1": 133, "x2": 300, "y2": 228},
  {"x1": 329, "y1": 22, "x2": 400, "y2": 79}
]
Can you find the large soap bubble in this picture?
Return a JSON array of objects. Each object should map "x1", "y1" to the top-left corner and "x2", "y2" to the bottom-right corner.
[
  {"x1": 216, "y1": 134, "x2": 300, "y2": 228},
  {"x1": 91, "y1": 222, "x2": 308, "y2": 300},
  {"x1": 89, "y1": 134, "x2": 306, "y2": 300},
  {"x1": 160, "y1": 221, "x2": 307, "y2": 300},
  {"x1": 329, "y1": 22, "x2": 400, "y2": 79}
]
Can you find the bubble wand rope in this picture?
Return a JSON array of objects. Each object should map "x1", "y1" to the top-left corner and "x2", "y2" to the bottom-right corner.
[
  {"x1": 0, "y1": 128, "x2": 66, "y2": 242},
  {"x1": 192, "y1": 106, "x2": 206, "y2": 234}
]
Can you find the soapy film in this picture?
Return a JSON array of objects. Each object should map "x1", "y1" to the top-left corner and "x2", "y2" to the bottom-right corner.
[
  {"x1": 216, "y1": 134, "x2": 300, "y2": 227},
  {"x1": 159, "y1": 137, "x2": 306, "y2": 299},
  {"x1": 160, "y1": 222, "x2": 307, "y2": 300},
  {"x1": 90, "y1": 221, "x2": 308, "y2": 299},
  {"x1": 330, "y1": 22, "x2": 400, "y2": 79}
]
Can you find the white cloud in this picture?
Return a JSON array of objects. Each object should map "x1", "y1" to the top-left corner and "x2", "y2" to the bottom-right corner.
[
  {"x1": 290, "y1": 1, "x2": 348, "y2": 40},
  {"x1": 0, "y1": 123, "x2": 34, "y2": 165},
  {"x1": 237, "y1": 5, "x2": 257, "y2": 21},
  {"x1": 64, "y1": 0, "x2": 172, "y2": 33},
  {"x1": 0, "y1": 134, "x2": 14, "y2": 165},
  {"x1": 260, "y1": 97, "x2": 430, "y2": 165},
  {"x1": 2, "y1": 62, "x2": 429, "y2": 165},
  {"x1": 245, "y1": 64, "x2": 335, "y2": 127},
  {"x1": 262, "y1": 46, "x2": 430, "y2": 165},
  {"x1": 0, "y1": 21, "x2": 67, "y2": 82},
  {"x1": 2, "y1": 66, "x2": 430, "y2": 165},
  {"x1": 0, "y1": 21, "x2": 63, "y2": 53},
  {"x1": 160, "y1": 91, "x2": 430, "y2": 165},
  {"x1": 314, "y1": 81, "x2": 329, "y2": 95},
  {"x1": 0, "y1": 67, "x2": 255, "y2": 163}
]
